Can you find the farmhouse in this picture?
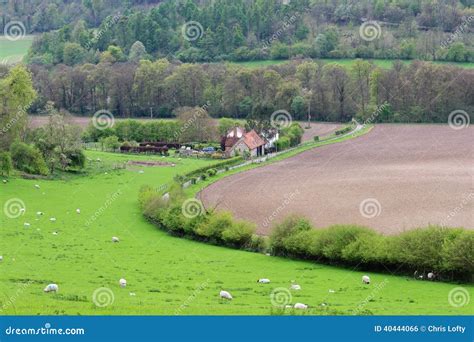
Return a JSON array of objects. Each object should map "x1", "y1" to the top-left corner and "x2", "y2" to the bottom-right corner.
[{"x1": 222, "y1": 127, "x2": 266, "y2": 157}]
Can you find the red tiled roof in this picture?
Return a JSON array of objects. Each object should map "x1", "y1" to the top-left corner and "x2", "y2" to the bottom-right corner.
[{"x1": 243, "y1": 130, "x2": 266, "y2": 150}]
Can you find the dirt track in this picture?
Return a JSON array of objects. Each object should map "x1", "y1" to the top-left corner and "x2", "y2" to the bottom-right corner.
[{"x1": 200, "y1": 125, "x2": 474, "y2": 235}]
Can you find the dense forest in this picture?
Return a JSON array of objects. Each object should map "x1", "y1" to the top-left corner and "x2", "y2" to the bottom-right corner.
[
  {"x1": 25, "y1": 59, "x2": 474, "y2": 123},
  {"x1": 1, "y1": 0, "x2": 472, "y2": 64}
]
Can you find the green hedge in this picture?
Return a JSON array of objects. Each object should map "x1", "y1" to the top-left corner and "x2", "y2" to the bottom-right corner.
[
  {"x1": 179, "y1": 156, "x2": 243, "y2": 183},
  {"x1": 270, "y1": 216, "x2": 473, "y2": 281}
]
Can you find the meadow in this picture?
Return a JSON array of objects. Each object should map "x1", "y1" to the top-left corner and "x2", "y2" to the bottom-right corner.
[
  {"x1": 1, "y1": 148, "x2": 472, "y2": 315},
  {"x1": 0, "y1": 36, "x2": 35, "y2": 64}
]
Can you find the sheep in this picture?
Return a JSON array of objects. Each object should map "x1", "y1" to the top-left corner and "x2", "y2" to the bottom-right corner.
[
  {"x1": 24, "y1": 223, "x2": 31, "y2": 228},
  {"x1": 138, "y1": 170, "x2": 144, "y2": 174},
  {"x1": 119, "y1": 278, "x2": 127, "y2": 288},
  {"x1": 36, "y1": 211, "x2": 44, "y2": 216},
  {"x1": 328, "y1": 289, "x2": 335, "y2": 293},
  {"x1": 34, "y1": 184, "x2": 40, "y2": 189},
  {"x1": 2, "y1": 179, "x2": 6, "y2": 184},
  {"x1": 112, "y1": 237, "x2": 120, "y2": 243},
  {"x1": 50, "y1": 218, "x2": 56, "y2": 222},
  {"x1": 52, "y1": 232, "x2": 58, "y2": 235},
  {"x1": 362, "y1": 275, "x2": 370, "y2": 284},
  {"x1": 290, "y1": 284, "x2": 301, "y2": 290},
  {"x1": 427, "y1": 272, "x2": 435, "y2": 280},
  {"x1": 44, "y1": 284, "x2": 58, "y2": 292},
  {"x1": 219, "y1": 290, "x2": 232, "y2": 300},
  {"x1": 294, "y1": 303, "x2": 308, "y2": 309},
  {"x1": 0, "y1": 256, "x2": 3, "y2": 262},
  {"x1": 76, "y1": 209, "x2": 81, "y2": 214},
  {"x1": 257, "y1": 278, "x2": 270, "y2": 284}
]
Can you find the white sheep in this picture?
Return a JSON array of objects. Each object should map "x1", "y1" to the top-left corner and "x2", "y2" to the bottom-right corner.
[
  {"x1": 50, "y1": 217, "x2": 56, "y2": 222},
  {"x1": 362, "y1": 275, "x2": 370, "y2": 284},
  {"x1": 2, "y1": 179, "x2": 7, "y2": 184},
  {"x1": 257, "y1": 278, "x2": 270, "y2": 284},
  {"x1": 294, "y1": 303, "x2": 308, "y2": 309},
  {"x1": 52, "y1": 232, "x2": 58, "y2": 235},
  {"x1": 34, "y1": 184, "x2": 40, "y2": 189},
  {"x1": 76, "y1": 209, "x2": 81, "y2": 214},
  {"x1": 119, "y1": 278, "x2": 127, "y2": 288},
  {"x1": 112, "y1": 237, "x2": 120, "y2": 243},
  {"x1": 0, "y1": 256, "x2": 3, "y2": 261},
  {"x1": 219, "y1": 290, "x2": 232, "y2": 300},
  {"x1": 290, "y1": 284, "x2": 301, "y2": 290},
  {"x1": 24, "y1": 223, "x2": 31, "y2": 228},
  {"x1": 44, "y1": 284, "x2": 58, "y2": 292},
  {"x1": 36, "y1": 211, "x2": 44, "y2": 216},
  {"x1": 427, "y1": 272, "x2": 435, "y2": 280}
]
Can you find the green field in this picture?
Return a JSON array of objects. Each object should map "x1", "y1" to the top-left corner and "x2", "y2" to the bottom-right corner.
[
  {"x1": 1, "y1": 142, "x2": 472, "y2": 315},
  {"x1": 0, "y1": 36, "x2": 34, "y2": 64},
  {"x1": 230, "y1": 58, "x2": 474, "y2": 69}
]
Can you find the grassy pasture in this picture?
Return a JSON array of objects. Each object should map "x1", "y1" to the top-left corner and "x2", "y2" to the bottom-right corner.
[
  {"x1": 230, "y1": 58, "x2": 474, "y2": 69},
  {"x1": 0, "y1": 146, "x2": 472, "y2": 315},
  {"x1": 0, "y1": 36, "x2": 34, "y2": 64}
]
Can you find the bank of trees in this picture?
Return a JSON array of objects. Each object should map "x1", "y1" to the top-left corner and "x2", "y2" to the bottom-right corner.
[
  {"x1": 30, "y1": 59, "x2": 474, "y2": 124},
  {"x1": 17, "y1": 0, "x2": 473, "y2": 65}
]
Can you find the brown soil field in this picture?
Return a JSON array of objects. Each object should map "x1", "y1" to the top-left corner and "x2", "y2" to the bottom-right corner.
[
  {"x1": 199, "y1": 125, "x2": 474, "y2": 235},
  {"x1": 300, "y1": 122, "x2": 342, "y2": 142}
]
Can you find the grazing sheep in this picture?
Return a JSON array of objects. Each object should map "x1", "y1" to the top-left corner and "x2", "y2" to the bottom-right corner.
[
  {"x1": 24, "y1": 223, "x2": 31, "y2": 228},
  {"x1": 112, "y1": 237, "x2": 120, "y2": 243},
  {"x1": 294, "y1": 303, "x2": 308, "y2": 309},
  {"x1": 50, "y1": 218, "x2": 56, "y2": 222},
  {"x1": 362, "y1": 275, "x2": 370, "y2": 284},
  {"x1": 2, "y1": 179, "x2": 6, "y2": 184},
  {"x1": 290, "y1": 284, "x2": 301, "y2": 290},
  {"x1": 34, "y1": 184, "x2": 40, "y2": 189},
  {"x1": 36, "y1": 211, "x2": 44, "y2": 216},
  {"x1": 119, "y1": 278, "x2": 127, "y2": 288},
  {"x1": 219, "y1": 290, "x2": 232, "y2": 300},
  {"x1": 76, "y1": 209, "x2": 81, "y2": 214},
  {"x1": 52, "y1": 232, "x2": 58, "y2": 235},
  {"x1": 328, "y1": 289, "x2": 335, "y2": 293},
  {"x1": 44, "y1": 284, "x2": 58, "y2": 292},
  {"x1": 257, "y1": 278, "x2": 270, "y2": 284},
  {"x1": 427, "y1": 272, "x2": 435, "y2": 280},
  {"x1": 0, "y1": 256, "x2": 3, "y2": 261}
]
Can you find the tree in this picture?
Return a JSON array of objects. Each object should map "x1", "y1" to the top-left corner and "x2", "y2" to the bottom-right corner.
[
  {"x1": 129, "y1": 41, "x2": 147, "y2": 62},
  {"x1": 63, "y1": 43, "x2": 87, "y2": 66},
  {"x1": 175, "y1": 106, "x2": 216, "y2": 143},
  {"x1": 218, "y1": 118, "x2": 240, "y2": 136},
  {"x1": 0, "y1": 152, "x2": 13, "y2": 176},
  {"x1": 100, "y1": 135, "x2": 121, "y2": 151}
]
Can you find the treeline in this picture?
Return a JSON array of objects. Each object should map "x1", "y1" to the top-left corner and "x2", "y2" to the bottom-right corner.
[
  {"x1": 23, "y1": 0, "x2": 474, "y2": 65},
  {"x1": 29, "y1": 59, "x2": 474, "y2": 123},
  {"x1": 139, "y1": 184, "x2": 474, "y2": 281}
]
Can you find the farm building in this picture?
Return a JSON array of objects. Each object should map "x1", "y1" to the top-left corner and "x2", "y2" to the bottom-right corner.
[{"x1": 222, "y1": 127, "x2": 266, "y2": 157}]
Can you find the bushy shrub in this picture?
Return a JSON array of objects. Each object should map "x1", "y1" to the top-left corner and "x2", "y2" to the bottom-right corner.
[
  {"x1": 247, "y1": 234, "x2": 268, "y2": 252},
  {"x1": 313, "y1": 136, "x2": 319, "y2": 142},
  {"x1": 10, "y1": 141, "x2": 49, "y2": 175},
  {"x1": 161, "y1": 204, "x2": 187, "y2": 234},
  {"x1": 200, "y1": 173, "x2": 208, "y2": 181},
  {"x1": 275, "y1": 136, "x2": 291, "y2": 151},
  {"x1": 441, "y1": 230, "x2": 474, "y2": 276},
  {"x1": 283, "y1": 229, "x2": 321, "y2": 258},
  {"x1": 270, "y1": 215, "x2": 312, "y2": 255},
  {"x1": 221, "y1": 220, "x2": 256, "y2": 247},
  {"x1": 138, "y1": 185, "x2": 168, "y2": 220},
  {"x1": 195, "y1": 211, "x2": 234, "y2": 240},
  {"x1": 207, "y1": 168, "x2": 217, "y2": 177},
  {"x1": 335, "y1": 126, "x2": 352, "y2": 136},
  {"x1": 0, "y1": 151, "x2": 13, "y2": 176},
  {"x1": 341, "y1": 233, "x2": 387, "y2": 265}
]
